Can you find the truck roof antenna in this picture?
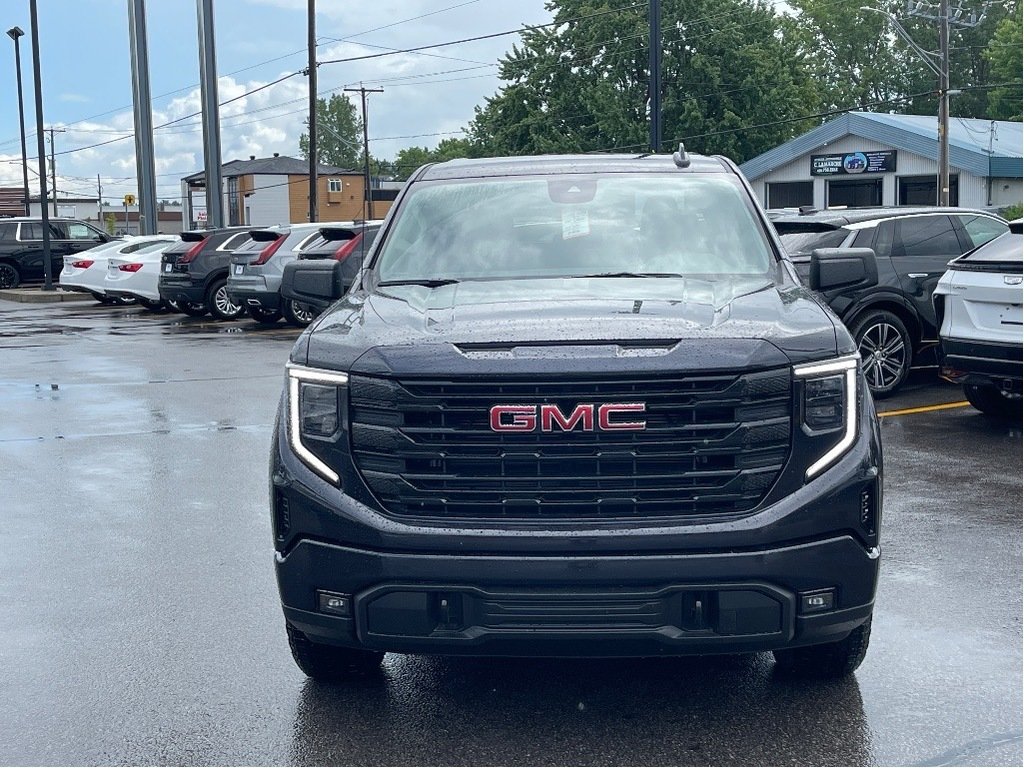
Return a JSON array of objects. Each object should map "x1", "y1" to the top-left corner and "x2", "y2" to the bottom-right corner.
[{"x1": 672, "y1": 142, "x2": 691, "y2": 169}]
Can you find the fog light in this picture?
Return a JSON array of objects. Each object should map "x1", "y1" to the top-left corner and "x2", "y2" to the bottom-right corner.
[
  {"x1": 799, "y1": 589, "x2": 835, "y2": 614},
  {"x1": 317, "y1": 590, "x2": 351, "y2": 616}
]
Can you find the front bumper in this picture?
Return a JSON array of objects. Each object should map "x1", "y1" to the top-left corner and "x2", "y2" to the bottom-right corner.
[{"x1": 278, "y1": 536, "x2": 877, "y2": 657}]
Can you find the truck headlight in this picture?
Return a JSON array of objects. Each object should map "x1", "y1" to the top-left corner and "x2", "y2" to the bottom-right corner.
[
  {"x1": 286, "y1": 363, "x2": 347, "y2": 484},
  {"x1": 793, "y1": 355, "x2": 860, "y2": 480}
]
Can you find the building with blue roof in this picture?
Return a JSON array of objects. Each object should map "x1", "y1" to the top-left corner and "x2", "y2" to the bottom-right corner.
[{"x1": 739, "y1": 112, "x2": 1022, "y2": 211}]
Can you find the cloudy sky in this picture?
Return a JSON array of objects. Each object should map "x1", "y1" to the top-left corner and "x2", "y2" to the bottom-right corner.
[{"x1": 0, "y1": 0, "x2": 550, "y2": 204}]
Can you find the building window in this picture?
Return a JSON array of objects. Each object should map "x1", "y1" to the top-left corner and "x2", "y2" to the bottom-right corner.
[
  {"x1": 227, "y1": 177, "x2": 240, "y2": 226},
  {"x1": 898, "y1": 175, "x2": 959, "y2": 206},
  {"x1": 766, "y1": 181, "x2": 813, "y2": 209},
  {"x1": 328, "y1": 178, "x2": 342, "y2": 192},
  {"x1": 827, "y1": 178, "x2": 883, "y2": 207}
]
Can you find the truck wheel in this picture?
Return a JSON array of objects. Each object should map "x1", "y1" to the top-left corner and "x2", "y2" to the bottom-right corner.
[
  {"x1": 0, "y1": 262, "x2": 20, "y2": 289},
  {"x1": 851, "y1": 310, "x2": 911, "y2": 398},
  {"x1": 963, "y1": 383, "x2": 1022, "y2": 419},
  {"x1": 773, "y1": 617, "x2": 871, "y2": 678},
  {"x1": 207, "y1": 278, "x2": 245, "y2": 321},
  {"x1": 286, "y1": 623, "x2": 384, "y2": 682},
  {"x1": 248, "y1": 306, "x2": 282, "y2": 324},
  {"x1": 283, "y1": 299, "x2": 316, "y2": 327}
]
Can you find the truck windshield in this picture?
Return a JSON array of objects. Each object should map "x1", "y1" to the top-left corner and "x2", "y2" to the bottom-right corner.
[{"x1": 374, "y1": 174, "x2": 776, "y2": 283}]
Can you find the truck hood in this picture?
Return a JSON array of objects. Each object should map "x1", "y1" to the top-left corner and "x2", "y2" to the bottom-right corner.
[{"x1": 299, "y1": 276, "x2": 843, "y2": 375}]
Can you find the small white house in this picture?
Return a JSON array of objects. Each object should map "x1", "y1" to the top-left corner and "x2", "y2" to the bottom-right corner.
[{"x1": 739, "y1": 112, "x2": 1022, "y2": 212}]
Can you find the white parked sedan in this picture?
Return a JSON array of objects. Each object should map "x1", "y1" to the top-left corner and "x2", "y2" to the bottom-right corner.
[
  {"x1": 60, "y1": 236, "x2": 178, "y2": 303},
  {"x1": 934, "y1": 219, "x2": 1023, "y2": 418},
  {"x1": 103, "y1": 238, "x2": 181, "y2": 311}
]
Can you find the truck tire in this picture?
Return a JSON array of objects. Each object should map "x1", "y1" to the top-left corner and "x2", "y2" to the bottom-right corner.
[
  {"x1": 851, "y1": 310, "x2": 911, "y2": 398},
  {"x1": 286, "y1": 623, "x2": 384, "y2": 682},
  {"x1": 963, "y1": 383, "x2": 1022, "y2": 419},
  {"x1": 773, "y1": 617, "x2": 871, "y2": 678}
]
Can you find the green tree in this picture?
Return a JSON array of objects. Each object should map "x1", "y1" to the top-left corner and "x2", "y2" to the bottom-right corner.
[
  {"x1": 104, "y1": 212, "x2": 116, "y2": 235},
  {"x1": 792, "y1": 0, "x2": 1020, "y2": 120},
  {"x1": 466, "y1": 0, "x2": 821, "y2": 162},
  {"x1": 299, "y1": 94, "x2": 363, "y2": 169},
  {"x1": 984, "y1": 15, "x2": 1023, "y2": 120},
  {"x1": 388, "y1": 138, "x2": 477, "y2": 180}
]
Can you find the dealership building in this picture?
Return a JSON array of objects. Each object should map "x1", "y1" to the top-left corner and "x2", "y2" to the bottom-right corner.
[{"x1": 739, "y1": 112, "x2": 1022, "y2": 211}]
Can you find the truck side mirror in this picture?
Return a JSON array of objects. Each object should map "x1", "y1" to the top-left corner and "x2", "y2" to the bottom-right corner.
[
  {"x1": 281, "y1": 260, "x2": 347, "y2": 306},
  {"x1": 810, "y1": 247, "x2": 878, "y2": 292}
]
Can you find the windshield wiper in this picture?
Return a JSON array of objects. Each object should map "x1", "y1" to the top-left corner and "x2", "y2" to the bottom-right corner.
[
  {"x1": 571, "y1": 271, "x2": 684, "y2": 279},
  {"x1": 377, "y1": 278, "x2": 461, "y2": 288}
]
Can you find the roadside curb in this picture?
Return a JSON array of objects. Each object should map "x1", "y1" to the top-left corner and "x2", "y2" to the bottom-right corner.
[{"x1": 0, "y1": 288, "x2": 93, "y2": 304}]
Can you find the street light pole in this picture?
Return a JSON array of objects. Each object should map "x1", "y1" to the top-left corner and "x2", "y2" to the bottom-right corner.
[
  {"x1": 28, "y1": 0, "x2": 54, "y2": 291},
  {"x1": 6, "y1": 26, "x2": 30, "y2": 216}
]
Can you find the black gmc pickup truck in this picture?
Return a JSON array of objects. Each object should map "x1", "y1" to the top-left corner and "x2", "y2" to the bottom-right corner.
[{"x1": 272, "y1": 151, "x2": 883, "y2": 681}]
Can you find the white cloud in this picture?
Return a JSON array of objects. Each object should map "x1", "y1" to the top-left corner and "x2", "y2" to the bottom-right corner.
[{"x1": 0, "y1": 0, "x2": 549, "y2": 204}]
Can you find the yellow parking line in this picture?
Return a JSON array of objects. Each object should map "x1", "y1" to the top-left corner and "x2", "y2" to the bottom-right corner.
[{"x1": 877, "y1": 401, "x2": 970, "y2": 418}]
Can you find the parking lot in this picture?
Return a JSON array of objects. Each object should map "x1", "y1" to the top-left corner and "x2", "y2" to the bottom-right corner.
[{"x1": 0, "y1": 296, "x2": 1020, "y2": 767}]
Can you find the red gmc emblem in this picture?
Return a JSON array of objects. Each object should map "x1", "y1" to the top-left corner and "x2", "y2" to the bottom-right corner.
[{"x1": 489, "y1": 403, "x2": 647, "y2": 432}]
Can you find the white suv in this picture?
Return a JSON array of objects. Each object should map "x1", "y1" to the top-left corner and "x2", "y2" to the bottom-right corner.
[{"x1": 933, "y1": 220, "x2": 1023, "y2": 418}]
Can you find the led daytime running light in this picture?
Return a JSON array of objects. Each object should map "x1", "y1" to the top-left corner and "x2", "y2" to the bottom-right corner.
[
  {"x1": 286, "y1": 364, "x2": 347, "y2": 485},
  {"x1": 794, "y1": 355, "x2": 860, "y2": 480}
]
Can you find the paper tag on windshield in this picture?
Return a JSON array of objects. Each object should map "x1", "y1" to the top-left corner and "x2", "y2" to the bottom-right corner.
[{"x1": 561, "y1": 207, "x2": 590, "y2": 240}]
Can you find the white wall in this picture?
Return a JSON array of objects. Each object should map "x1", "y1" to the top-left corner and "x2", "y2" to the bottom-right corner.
[
  {"x1": 750, "y1": 134, "x2": 998, "y2": 210},
  {"x1": 244, "y1": 174, "x2": 291, "y2": 226}
]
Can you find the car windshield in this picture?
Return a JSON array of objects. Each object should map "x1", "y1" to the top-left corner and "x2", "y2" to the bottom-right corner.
[{"x1": 373, "y1": 174, "x2": 775, "y2": 283}]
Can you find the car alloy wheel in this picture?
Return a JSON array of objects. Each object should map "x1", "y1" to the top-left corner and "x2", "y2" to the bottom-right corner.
[
  {"x1": 855, "y1": 314, "x2": 910, "y2": 397},
  {"x1": 286, "y1": 299, "x2": 316, "y2": 326},
  {"x1": 209, "y1": 281, "x2": 244, "y2": 320}
]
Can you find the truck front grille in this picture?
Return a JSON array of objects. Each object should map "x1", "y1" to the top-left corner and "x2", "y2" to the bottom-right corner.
[{"x1": 348, "y1": 369, "x2": 792, "y2": 523}]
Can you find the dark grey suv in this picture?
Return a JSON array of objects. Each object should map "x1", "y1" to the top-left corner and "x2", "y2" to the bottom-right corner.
[{"x1": 772, "y1": 207, "x2": 1008, "y2": 396}]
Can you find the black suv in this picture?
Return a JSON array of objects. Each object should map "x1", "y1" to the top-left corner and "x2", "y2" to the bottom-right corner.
[
  {"x1": 158, "y1": 227, "x2": 253, "y2": 319},
  {"x1": 0, "y1": 217, "x2": 112, "y2": 288},
  {"x1": 271, "y1": 152, "x2": 883, "y2": 681},
  {"x1": 772, "y1": 207, "x2": 1008, "y2": 396}
]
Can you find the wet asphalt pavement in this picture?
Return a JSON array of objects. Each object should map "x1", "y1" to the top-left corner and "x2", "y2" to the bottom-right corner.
[{"x1": 0, "y1": 298, "x2": 1020, "y2": 767}]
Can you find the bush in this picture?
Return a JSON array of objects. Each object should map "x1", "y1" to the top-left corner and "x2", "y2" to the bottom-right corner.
[{"x1": 998, "y1": 203, "x2": 1022, "y2": 221}]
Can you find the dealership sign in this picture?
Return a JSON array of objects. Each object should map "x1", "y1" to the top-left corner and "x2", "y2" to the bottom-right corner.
[{"x1": 811, "y1": 150, "x2": 896, "y2": 176}]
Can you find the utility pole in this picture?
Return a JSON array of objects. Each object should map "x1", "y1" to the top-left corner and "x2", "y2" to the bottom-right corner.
[
  {"x1": 344, "y1": 85, "x2": 383, "y2": 221},
  {"x1": 28, "y1": 0, "x2": 53, "y2": 290},
  {"x1": 307, "y1": 0, "x2": 318, "y2": 223},
  {"x1": 46, "y1": 126, "x2": 65, "y2": 217},
  {"x1": 196, "y1": 0, "x2": 223, "y2": 228},
  {"x1": 648, "y1": 0, "x2": 662, "y2": 153},
  {"x1": 936, "y1": 0, "x2": 950, "y2": 205},
  {"x1": 882, "y1": 0, "x2": 988, "y2": 206},
  {"x1": 97, "y1": 174, "x2": 103, "y2": 231},
  {"x1": 128, "y1": 0, "x2": 158, "y2": 235}
]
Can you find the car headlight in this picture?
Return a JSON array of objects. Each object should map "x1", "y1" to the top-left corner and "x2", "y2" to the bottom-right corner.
[
  {"x1": 286, "y1": 363, "x2": 347, "y2": 485},
  {"x1": 793, "y1": 355, "x2": 860, "y2": 480}
]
